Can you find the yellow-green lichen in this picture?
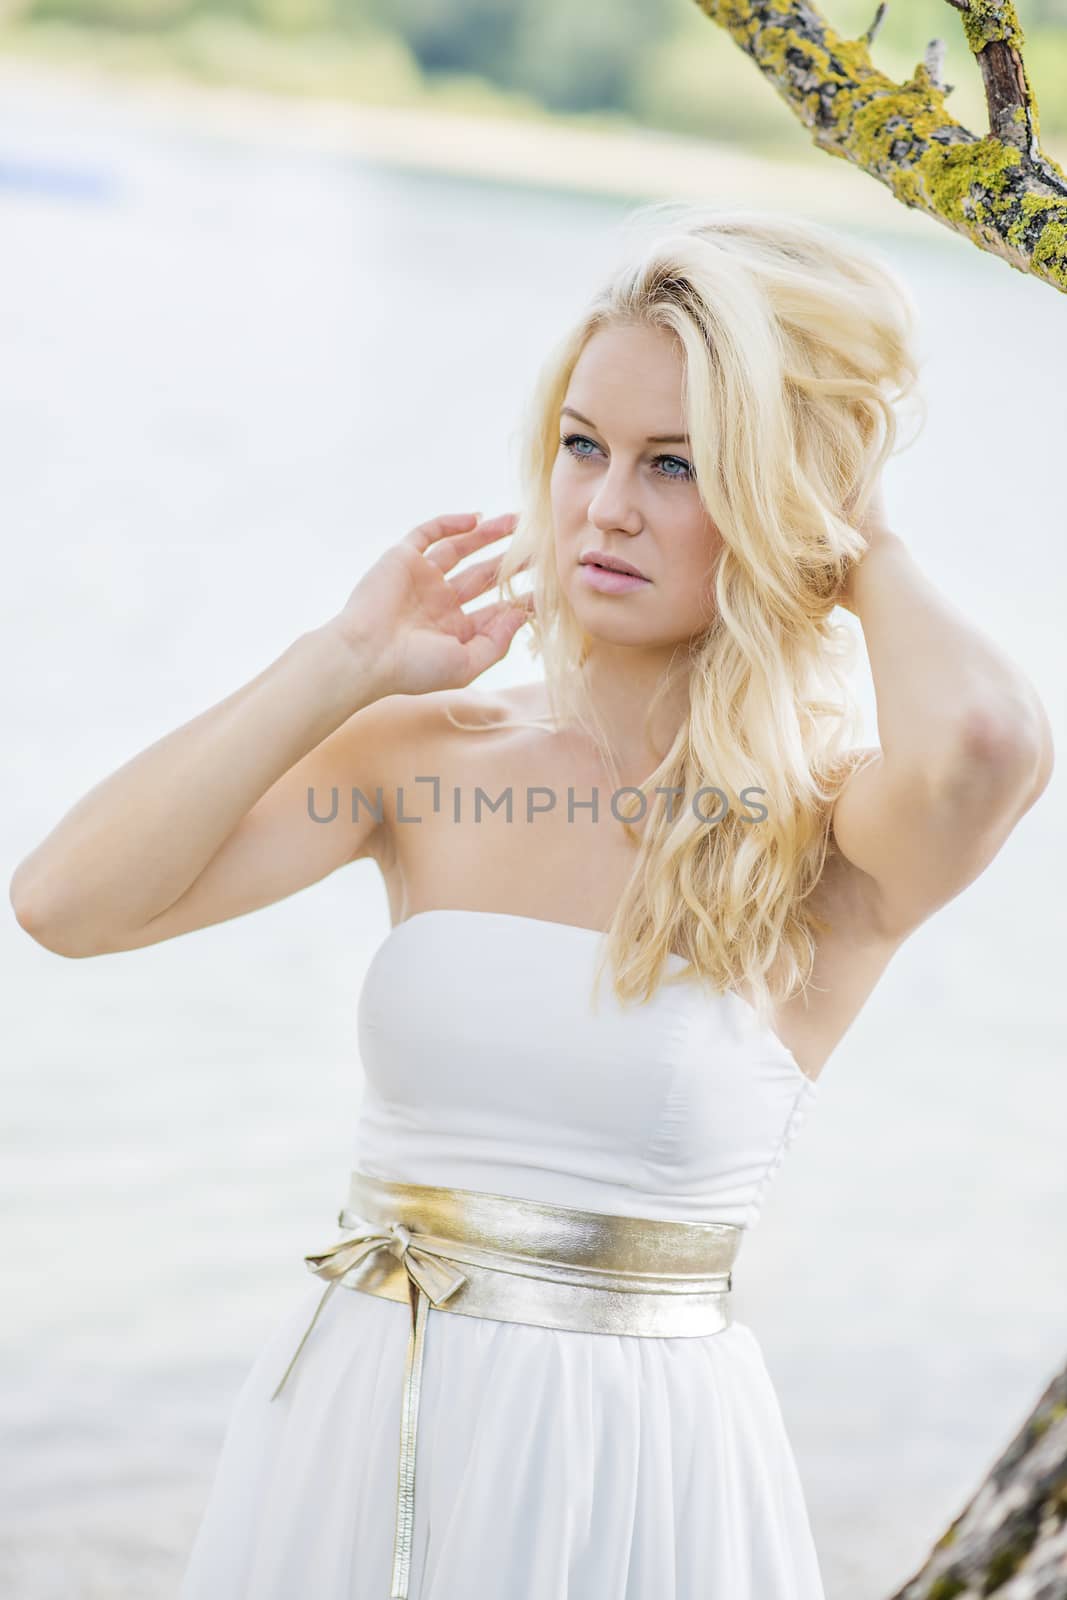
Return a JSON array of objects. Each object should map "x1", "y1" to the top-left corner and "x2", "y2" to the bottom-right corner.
[
  {"x1": 1009, "y1": 214, "x2": 1066, "y2": 285},
  {"x1": 692, "y1": 0, "x2": 1067, "y2": 292},
  {"x1": 926, "y1": 1575, "x2": 967, "y2": 1600},
  {"x1": 924, "y1": 135, "x2": 1022, "y2": 211},
  {"x1": 960, "y1": 0, "x2": 1026, "y2": 54},
  {"x1": 1030, "y1": 1398, "x2": 1067, "y2": 1439},
  {"x1": 984, "y1": 1534, "x2": 1034, "y2": 1589}
]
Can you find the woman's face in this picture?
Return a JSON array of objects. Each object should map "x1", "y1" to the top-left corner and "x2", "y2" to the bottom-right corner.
[{"x1": 550, "y1": 321, "x2": 723, "y2": 648}]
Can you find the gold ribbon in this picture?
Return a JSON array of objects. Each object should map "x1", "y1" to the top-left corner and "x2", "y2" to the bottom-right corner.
[
  {"x1": 270, "y1": 1219, "x2": 469, "y2": 1400},
  {"x1": 270, "y1": 1173, "x2": 743, "y2": 1600},
  {"x1": 269, "y1": 1215, "x2": 473, "y2": 1599}
]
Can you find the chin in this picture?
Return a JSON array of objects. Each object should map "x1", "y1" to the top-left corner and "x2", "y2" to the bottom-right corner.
[{"x1": 574, "y1": 613, "x2": 660, "y2": 649}]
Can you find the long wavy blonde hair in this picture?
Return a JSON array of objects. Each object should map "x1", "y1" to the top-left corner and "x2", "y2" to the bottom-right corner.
[{"x1": 451, "y1": 202, "x2": 925, "y2": 1026}]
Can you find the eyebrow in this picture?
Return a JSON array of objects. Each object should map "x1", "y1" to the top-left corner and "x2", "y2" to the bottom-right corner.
[{"x1": 560, "y1": 406, "x2": 690, "y2": 446}]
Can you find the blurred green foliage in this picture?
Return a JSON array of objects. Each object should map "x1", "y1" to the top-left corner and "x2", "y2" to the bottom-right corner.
[{"x1": 6, "y1": 0, "x2": 1067, "y2": 149}]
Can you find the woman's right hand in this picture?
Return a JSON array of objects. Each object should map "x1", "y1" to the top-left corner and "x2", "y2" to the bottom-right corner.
[{"x1": 326, "y1": 510, "x2": 534, "y2": 700}]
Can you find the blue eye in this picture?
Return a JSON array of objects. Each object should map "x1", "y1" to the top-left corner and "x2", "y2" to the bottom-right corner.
[
  {"x1": 559, "y1": 433, "x2": 694, "y2": 483},
  {"x1": 563, "y1": 434, "x2": 598, "y2": 458},
  {"x1": 656, "y1": 455, "x2": 693, "y2": 480}
]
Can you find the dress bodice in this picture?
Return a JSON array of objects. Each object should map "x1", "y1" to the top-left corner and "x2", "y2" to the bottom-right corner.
[{"x1": 350, "y1": 909, "x2": 818, "y2": 1230}]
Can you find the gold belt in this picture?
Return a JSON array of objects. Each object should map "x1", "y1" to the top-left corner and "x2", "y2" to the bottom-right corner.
[{"x1": 270, "y1": 1170, "x2": 743, "y2": 1600}]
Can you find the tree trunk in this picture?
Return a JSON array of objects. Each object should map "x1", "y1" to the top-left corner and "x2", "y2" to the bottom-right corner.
[{"x1": 883, "y1": 1358, "x2": 1067, "y2": 1595}]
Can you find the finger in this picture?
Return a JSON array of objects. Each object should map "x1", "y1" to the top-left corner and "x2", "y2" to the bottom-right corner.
[
  {"x1": 464, "y1": 595, "x2": 536, "y2": 642},
  {"x1": 424, "y1": 514, "x2": 520, "y2": 575},
  {"x1": 421, "y1": 512, "x2": 520, "y2": 573},
  {"x1": 403, "y1": 512, "x2": 484, "y2": 554},
  {"x1": 454, "y1": 601, "x2": 531, "y2": 681},
  {"x1": 480, "y1": 588, "x2": 536, "y2": 623},
  {"x1": 448, "y1": 551, "x2": 532, "y2": 605}
]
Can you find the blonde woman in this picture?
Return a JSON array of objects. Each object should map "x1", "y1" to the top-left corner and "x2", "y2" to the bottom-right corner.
[{"x1": 11, "y1": 205, "x2": 1053, "y2": 1599}]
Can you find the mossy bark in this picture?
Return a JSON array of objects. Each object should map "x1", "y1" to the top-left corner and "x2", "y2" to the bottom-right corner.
[
  {"x1": 884, "y1": 1359, "x2": 1067, "y2": 1595},
  {"x1": 691, "y1": 0, "x2": 1067, "y2": 292}
]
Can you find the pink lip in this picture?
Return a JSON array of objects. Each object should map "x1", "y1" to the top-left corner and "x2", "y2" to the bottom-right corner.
[{"x1": 579, "y1": 563, "x2": 651, "y2": 595}]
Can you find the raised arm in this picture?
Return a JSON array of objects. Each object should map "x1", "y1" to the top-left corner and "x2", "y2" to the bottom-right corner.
[
  {"x1": 9, "y1": 509, "x2": 529, "y2": 958},
  {"x1": 830, "y1": 511, "x2": 1054, "y2": 943}
]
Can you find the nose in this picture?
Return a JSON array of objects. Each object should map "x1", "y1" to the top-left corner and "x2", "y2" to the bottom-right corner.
[{"x1": 587, "y1": 466, "x2": 644, "y2": 537}]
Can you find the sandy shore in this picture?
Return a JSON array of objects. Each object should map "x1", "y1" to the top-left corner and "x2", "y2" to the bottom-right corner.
[{"x1": 0, "y1": 52, "x2": 939, "y2": 239}]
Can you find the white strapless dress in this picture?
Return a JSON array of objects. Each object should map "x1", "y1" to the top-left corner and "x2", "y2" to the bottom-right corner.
[{"x1": 180, "y1": 909, "x2": 825, "y2": 1599}]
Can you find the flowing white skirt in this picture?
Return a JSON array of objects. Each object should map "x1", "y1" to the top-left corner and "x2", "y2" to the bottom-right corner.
[{"x1": 179, "y1": 1275, "x2": 826, "y2": 1598}]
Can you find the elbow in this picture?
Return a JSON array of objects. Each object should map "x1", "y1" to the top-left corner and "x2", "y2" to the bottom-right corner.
[
  {"x1": 9, "y1": 868, "x2": 101, "y2": 959},
  {"x1": 11, "y1": 901, "x2": 94, "y2": 959},
  {"x1": 940, "y1": 696, "x2": 1055, "y2": 813},
  {"x1": 8, "y1": 864, "x2": 48, "y2": 943}
]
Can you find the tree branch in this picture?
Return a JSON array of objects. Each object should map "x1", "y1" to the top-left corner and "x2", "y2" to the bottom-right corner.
[{"x1": 691, "y1": 0, "x2": 1067, "y2": 292}]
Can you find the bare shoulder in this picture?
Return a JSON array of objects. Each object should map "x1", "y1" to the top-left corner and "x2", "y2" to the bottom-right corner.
[{"x1": 360, "y1": 681, "x2": 544, "y2": 866}]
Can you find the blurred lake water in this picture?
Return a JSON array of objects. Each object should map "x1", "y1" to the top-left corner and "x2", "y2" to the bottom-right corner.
[{"x1": 1, "y1": 64, "x2": 1064, "y2": 1600}]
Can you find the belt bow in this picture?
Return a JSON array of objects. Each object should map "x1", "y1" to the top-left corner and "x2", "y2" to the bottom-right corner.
[
  {"x1": 270, "y1": 1213, "x2": 468, "y2": 1404},
  {"x1": 271, "y1": 1210, "x2": 471, "y2": 1596}
]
